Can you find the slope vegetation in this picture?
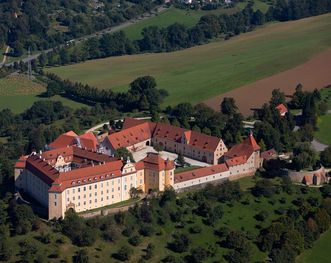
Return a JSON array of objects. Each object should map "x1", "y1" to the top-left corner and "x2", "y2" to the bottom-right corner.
[{"x1": 47, "y1": 13, "x2": 331, "y2": 108}]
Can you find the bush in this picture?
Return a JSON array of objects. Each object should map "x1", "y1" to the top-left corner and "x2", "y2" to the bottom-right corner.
[
  {"x1": 128, "y1": 235, "x2": 141, "y2": 246},
  {"x1": 255, "y1": 210, "x2": 269, "y2": 222},
  {"x1": 113, "y1": 246, "x2": 133, "y2": 261},
  {"x1": 189, "y1": 225, "x2": 202, "y2": 234}
]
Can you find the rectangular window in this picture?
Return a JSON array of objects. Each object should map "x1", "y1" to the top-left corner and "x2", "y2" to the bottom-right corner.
[
  {"x1": 89, "y1": 186, "x2": 92, "y2": 190},
  {"x1": 95, "y1": 199, "x2": 97, "y2": 203},
  {"x1": 94, "y1": 185, "x2": 97, "y2": 189},
  {"x1": 84, "y1": 187, "x2": 86, "y2": 191},
  {"x1": 72, "y1": 189, "x2": 75, "y2": 194},
  {"x1": 101, "y1": 183, "x2": 103, "y2": 188},
  {"x1": 78, "y1": 188, "x2": 80, "y2": 192},
  {"x1": 54, "y1": 194, "x2": 57, "y2": 199},
  {"x1": 54, "y1": 202, "x2": 57, "y2": 206}
]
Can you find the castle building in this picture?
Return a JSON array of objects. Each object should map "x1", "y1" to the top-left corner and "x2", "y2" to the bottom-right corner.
[
  {"x1": 14, "y1": 147, "x2": 174, "y2": 219},
  {"x1": 14, "y1": 119, "x2": 262, "y2": 219},
  {"x1": 102, "y1": 118, "x2": 228, "y2": 165}
]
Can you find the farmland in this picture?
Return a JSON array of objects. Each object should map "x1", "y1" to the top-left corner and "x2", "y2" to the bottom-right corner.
[
  {"x1": 0, "y1": 75, "x2": 89, "y2": 113},
  {"x1": 47, "y1": 13, "x2": 331, "y2": 108}
]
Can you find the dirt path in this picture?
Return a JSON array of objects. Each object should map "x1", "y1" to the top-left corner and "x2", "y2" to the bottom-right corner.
[
  {"x1": 0, "y1": 45, "x2": 10, "y2": 66},
  {"x1": 204, "y1": 49, "x2": 331, "y2": 116}
]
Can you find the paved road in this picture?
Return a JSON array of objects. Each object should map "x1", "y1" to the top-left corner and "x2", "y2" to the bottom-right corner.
[{"x1": 1, "y1": 6, "x2": 167, "y2": 68}]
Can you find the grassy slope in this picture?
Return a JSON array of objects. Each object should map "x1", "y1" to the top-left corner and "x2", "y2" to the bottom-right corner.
[
  {"x1": 0, "y1": 75, "x2": 89, "y2": 113},
  {"x1": 296, "y1": 228, "x2": 331, "y2": 263},
  {"x1": 4, "y1": 177, "x2": 324, "y2": 263},
  {"x1": 47, "y1": 13, "x2": 331, "y2": 107},
  {"x1": 123, "y1": 7, "x2": 238, "y2": 40},
  {"x1": 314, "y1": 87, "x2": 331, "y2": 145},
  {"x1": 315, "y1": 114, "x2": 331, "y2": 145}
]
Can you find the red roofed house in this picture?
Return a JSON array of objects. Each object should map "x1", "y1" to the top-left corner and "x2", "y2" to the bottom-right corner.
[
  {"x1": 276, "y1": 103, "x2": 288, "y2": 117},
  {"x1": 48, "y1": 131, "x2": 98, "y2": 151},
  {"x1": 173, "y1": 164, "x2": 230, "y2": 191},
  {"x1": 102, "y1": 118, "x2": 227, "y2": 165},
  {"x1": 15, "y1": 147, "x2": 174, "y2": 219},
  {"x1": 223, "y1": 133, "x2": 261, "y2": 179}
]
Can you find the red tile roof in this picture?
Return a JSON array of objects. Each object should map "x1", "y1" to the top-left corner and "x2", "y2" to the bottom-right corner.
[
  {"x1": 141, "y1": 153, "x2": 174, "y2": 171},
  {"x1": 79, "y1": 132, "x2": 98, "y2": 151},
  {"x1": 261, "y1": 149, "x2": 277, "y2": 161},
  {"x1": 276, "y1": 103, "x2": 288, "y2": 116},
  {"x1": 225, "y1": 156, "x2": 247, "y2": 167},
  {"x1": 243, "y1": 133, "x2": 260, "y2": 151},
  {"x1": 25, "y1": 147, "x2": 124, "y2": 193},
  {"x1": 122, "y1": 118, "x2": 149, "y2": 129},
  {"x1": 153, "y1": 123, "x2": 223, "y2": 152},
  {"x1": 153, "y1": 122, "x2": 186, "y2": 142},
  {"x1": 48, "y1": 131, "x2": 98, "y2": 151},
  {"x1": 174, "y1": 164, "x2": 228, "y2": 183},
  {"x1": 188, "y1": 130, "x2": 222, "y2": 152},
  {"x1": 14, "y1": 155, "x2": 28, "y2": 169},
  {"x1": 48, "y1": 131, "x2": 77, "y2": 149},
  {"x1": 106, "y1": 122, "x2": 154, "y2": 150}
]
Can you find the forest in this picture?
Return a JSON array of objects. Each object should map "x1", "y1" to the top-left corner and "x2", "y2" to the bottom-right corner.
[
  {"x1": 26, "y1": 0, "x2": 331, "y2": 67},
  {"x1": 0, "y1": 0, "x2": 162, "y2": 56}
]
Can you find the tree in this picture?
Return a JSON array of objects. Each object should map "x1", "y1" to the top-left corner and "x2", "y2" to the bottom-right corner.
[
  {"x1": 314, "y1": 208, "x2": 330, "y2": 233},
  {"x1": 177, "y1": 153, "x2": 185, "y2": 167},
  {"x1": 114, "y1": 246, "x2": 133, "y2": 261},
  {"x1": 292, "y1": 143, "x2": 317, "y2": 171},
  {"x1": 168, "y1": 233, "x2": 190, "y2": 253},
  {"x1": 129, "y1": 187, "x2": 143, "y2": 199},
  {"x1": 221, "y1": 97, "x2": 238, "y2": 116},
  {"x1": 320, "y1": 146, "x2": 331, "y2": 167},
  {"x1": 114, "y1": 147, "x2": 134, "y2": 162},
  {"x1": 73, "y1": 249, "x2": 89, "y2": 263},
  {"x1": 270, "y1": 89, "x2": 286, "y2": 107},
  {"x1": 252, "y1": 179, "x2": 275, "y2": 198}
]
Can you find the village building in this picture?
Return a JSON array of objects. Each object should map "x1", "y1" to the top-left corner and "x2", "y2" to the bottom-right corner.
[
  {"x1": 276, "y1": 103, "x2": 288, "y2": 117},
  {"x1": 14, "y1": 147, "x2": 174, "y2": 219},
  {"x1": 48, "y1": 131, "x2": 98, "y2": 151},
  {"x1": 14, "y1": 118, "x2": 264, "y2": 220},
  {"x1": 102, "y1": 118, "x2": 228, "y2": 165}
]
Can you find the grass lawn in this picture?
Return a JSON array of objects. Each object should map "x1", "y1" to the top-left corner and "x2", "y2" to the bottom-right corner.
[
  {"x1": 320, "y1": 87, "x2": 331, "y2": 110},
  {"x1": 296, "y1": 228, "x2": 331, "y2": 263},
  {"x1": 0, "y1": 75, "x2": 90, "y2": 113},
  {"x1": 47, "y1": 13, "x2": 331, "y2": 107},
  {"x1": 315, "y1": 114, "x2": 331, "y2": 145},
  {"x1": 123, "y1": 6, "x2": 238, "y2": 40}
]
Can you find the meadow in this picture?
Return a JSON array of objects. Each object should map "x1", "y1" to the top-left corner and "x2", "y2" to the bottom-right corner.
[
  {"x1": 296, "y1": 228, "x2": 331, "y2": 263},
  {"x1": 314, "y1": 87, "x2": 331, "y2": 145},
  {"x1": 47, "y1": 13, "x2": 331, "y2": 107},
  {"x1": 0, "y1": 75, "x2": 89, "y2": 113},
  {"x1": 3, "y1": 176, "x2": 324, "y2": 263},
  {"x1": 122, "y1": 0, "x2": 270, "y2": 40}
]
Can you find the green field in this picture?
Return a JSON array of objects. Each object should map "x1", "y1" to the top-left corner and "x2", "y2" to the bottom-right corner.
[
  {"x1": 47, "y1": 13, "x2": 331, "y2": 107},
  {"x1": 296, "y1": 228, "x2": 331, "y2": 263},
  {"x1": 123, "y1": 7, "x2": 238, "y2": 40},
  {"x1": 0, "y1": 75, "x2": 89, "y2": 113},
  {"x1": 315, "y1": 114, "x2": 331, "y2": 145}
]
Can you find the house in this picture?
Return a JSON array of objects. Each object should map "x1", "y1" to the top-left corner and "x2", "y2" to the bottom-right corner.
[
  {"x1": 14, "y1": 146, "x2": 175, "y2": 219},
  {"x1": 102, "y1": 118, "x2": 227, "y2": 165},
  {"x1": 276, "y1": 103, "x2": 288, "y2": 117},
  {"x1": 48, "y1": 131, "x2": 98, "y2": 151}
]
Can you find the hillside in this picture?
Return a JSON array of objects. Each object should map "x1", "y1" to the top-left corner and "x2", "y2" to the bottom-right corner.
[{"x1": 47, "y1": 13, "x2": 331, "y2": 107}]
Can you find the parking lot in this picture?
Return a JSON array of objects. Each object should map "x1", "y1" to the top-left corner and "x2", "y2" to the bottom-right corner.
[{"x1": 132, "y1": 146, "x2": 211, "y2": 167}]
